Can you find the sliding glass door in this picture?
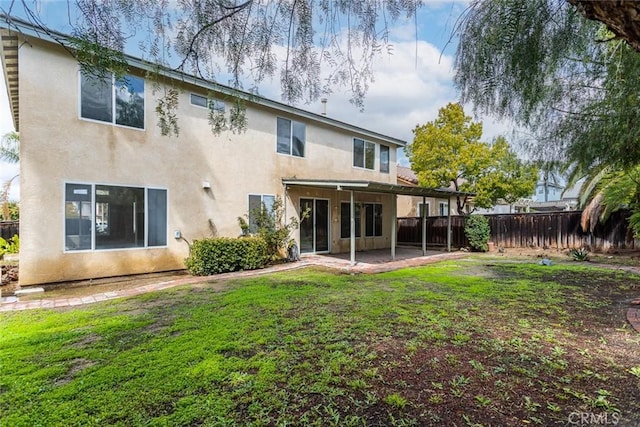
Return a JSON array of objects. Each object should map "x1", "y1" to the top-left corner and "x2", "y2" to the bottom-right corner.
[{"x1": 300, "y1": 198, "x2": 329, "y2": 253}]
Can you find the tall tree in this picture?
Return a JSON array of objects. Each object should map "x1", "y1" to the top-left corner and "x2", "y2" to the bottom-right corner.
[
  {"x1": 455, "y1": 0, "x2": 640, "y2": 170},
  {"x1": 490, "y1": 137, "x2": 539, "y2": 211},
  {"x1": 567, "y1": 0, "x2": 640, "y2": 51},
  {"x1": 455, "y1": 0, "x2": 640, "y2": 231},
  {"x1": 406, "y1": 103, "x2": 536, "y2": 214}
]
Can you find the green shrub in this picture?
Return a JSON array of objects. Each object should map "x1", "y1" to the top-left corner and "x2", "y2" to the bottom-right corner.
[
  {"x1": 185, "y1": 237, "x2": 268, "y2": 275},
  {"x1": 239, "y1": 196, "x2": 308, "y2": 261},
  {"x1": 0, "y1": 234, "x2": 19, "y2": 258},
  {"x1": 464, "y1": 215, "x2": 490, "y2": 252}
]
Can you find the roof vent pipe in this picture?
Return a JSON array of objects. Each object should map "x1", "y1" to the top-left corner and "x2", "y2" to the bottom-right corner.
[{"x1": 321, "y1": 98, "x2": 327, "y2": 116}]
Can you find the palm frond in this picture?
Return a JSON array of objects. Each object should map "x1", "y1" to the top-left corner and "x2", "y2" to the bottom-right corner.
[{"x1": 0, "y1": 131, "x2": 19, "y2": 164}]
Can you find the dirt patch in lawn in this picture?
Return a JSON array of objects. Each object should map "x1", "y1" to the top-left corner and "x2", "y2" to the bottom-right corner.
[{"x1": 357, "y1": 261, "x2": 640, "y2": 426}]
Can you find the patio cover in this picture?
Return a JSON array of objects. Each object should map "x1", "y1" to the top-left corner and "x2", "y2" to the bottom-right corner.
[{"x1": 282, "y1": 179, "x2": 474, "y2": 265}]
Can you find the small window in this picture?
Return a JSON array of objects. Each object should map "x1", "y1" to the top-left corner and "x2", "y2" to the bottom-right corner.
[
  {"x1": 277, "y1": 117, "x2": 305, "y2": 157},
  {"x1": 80, "y1": 72, "x2": 145, "y2": 129},
  {"x1": 439, "y1": 202, "x2": 449, "y2": 216},
  {"x1": 418, "y1": 202, "x2": 430, "y2": 218},
  {"x1": 340, "y1": 202, "x2": 361, "y2": 238},
  {"x1": 65, "y1": 183, "x2": 167, "y2": 251},
  {"x1": 380, "y1": 145, "x2": 390, "y2": 173},
  {"x1": 353, "y1": 138, "x2": 375, "y2": 170},
  {"x1": 248, "y1": 194, "x2": 276, "y2": 233},
  {"x1": 364, "y1": 203, "x2": 383, "y2": 237},
  {"x1": 191, "y1": 93, "x2": 225, "y2": 112}
]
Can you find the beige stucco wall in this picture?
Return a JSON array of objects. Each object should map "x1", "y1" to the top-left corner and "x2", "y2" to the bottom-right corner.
[
  {"x1": 285, "y1": 187, "x2": 395, "y2": 253},
  {"x1": 17, "y1": 38, "x2": 401, "y2": 285}
]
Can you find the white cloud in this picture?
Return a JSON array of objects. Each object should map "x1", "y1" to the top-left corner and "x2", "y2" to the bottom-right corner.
[{"x1": 0, "y1": 0, "x2": 512, "y2": 190}]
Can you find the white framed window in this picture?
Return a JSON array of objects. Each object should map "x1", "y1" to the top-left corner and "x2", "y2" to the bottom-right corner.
[
  {"x1": 439, "y1": 202, "x2": 449, "y2": 216},
  {"x1": 418, "y1": 202, "x2": 430, "y2": 218},
  {"x1": 65, "y1": 183, "x2": 167, "y2": 251},
  {"x1": 80, "y1": 72, "x2": 145, "y2": 129},
  {"x1": 353, "y1": 138, "x2": 375, "y2": 170},
  {"x1": 190, "y1": 93, "x2": 225, "y2": 112},
  {"x1": 380, "y1": 145, "x2": 390, "y2": 173},
  {"x1": 277, "y1": 117, "x2": 305, "y2": 157},
  {"x1": 248, "y1": 194, "x2": 276, "y2": 233},
  {"x1": 364, "y1": 203, "x2": 383, "y2": 237}
]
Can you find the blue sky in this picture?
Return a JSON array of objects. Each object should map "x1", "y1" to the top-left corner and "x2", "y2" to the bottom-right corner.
[{"x1": 0, "y1": 1, "x2": 513, "y2": 201}]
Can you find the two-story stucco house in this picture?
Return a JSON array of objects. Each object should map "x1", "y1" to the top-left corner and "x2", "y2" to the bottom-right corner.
[{"x1": 1, "y1": 17, "x2": 462, "y2": 286}]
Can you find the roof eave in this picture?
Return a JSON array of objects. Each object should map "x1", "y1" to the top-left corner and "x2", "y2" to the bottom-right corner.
[
  {"x1": 0, "y1": 29, "x2": 19, "y2": 131},
  {"x1": 282, "y1": 178, "x2": 474, "y2": 199}
]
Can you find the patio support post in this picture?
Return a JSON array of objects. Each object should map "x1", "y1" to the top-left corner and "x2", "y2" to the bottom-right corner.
[
  {"x1": 350, "y1": 190, "x2": 356, "y2": 266},
  {"x1": 283, "y1": 184, "x2": 288, "y2": 225},
  {"x1": 391, "y1": 194, "x2": 397, "y2": 260},
  {"x1": 421, "y1": 195, "x2": 427, "y2": 256},
  {"x1": 447, "y1": 195, "x2": 452, "y2": 252}
]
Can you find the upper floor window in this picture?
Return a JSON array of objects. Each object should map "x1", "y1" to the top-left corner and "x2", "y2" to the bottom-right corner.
[
  {"x1": 80, "y1": 72, "x2": 145, "y2": 129},
  {"x1": 190, "y1": 93, "x2": 225, "y2": 112},
  {"x1": 277, "y1": 117, "x2": 305, "y2": 157},
  {"x1": 353, "y1": 138, "x2": 375, "y2": 170},
  {"x1": 380, "y1": 145, "x2": 390, "y2": 173}
]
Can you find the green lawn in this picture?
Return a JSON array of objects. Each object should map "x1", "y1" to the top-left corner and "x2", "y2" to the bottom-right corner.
[{"x1": 2, "y1": 260, "x2": 640, "y2": 426}]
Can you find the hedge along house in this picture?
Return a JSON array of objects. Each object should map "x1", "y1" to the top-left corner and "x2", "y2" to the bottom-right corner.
[{"x1": 1, "y1": 16, "x2": 467, "y2": 286}]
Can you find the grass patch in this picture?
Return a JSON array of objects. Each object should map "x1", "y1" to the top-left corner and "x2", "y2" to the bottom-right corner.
[{"x1": 1, "y1": 261, "x2": 640, "y2": 425}]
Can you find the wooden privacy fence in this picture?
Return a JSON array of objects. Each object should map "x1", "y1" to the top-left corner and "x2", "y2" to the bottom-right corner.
[
  {"x1": 397, "y1": 211, "x2": 639, "y2": 250},
  {"x1": 397, "y1": 216, "x2": 468, "y2": 248},
  {"x1": 0, "y1": 220, "x2": 19, "y2": 241}
]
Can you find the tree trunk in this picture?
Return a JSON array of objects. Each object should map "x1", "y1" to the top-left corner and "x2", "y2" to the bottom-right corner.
[{"x1": 568, "y1": 0, "x2": 640, "y2": 51}]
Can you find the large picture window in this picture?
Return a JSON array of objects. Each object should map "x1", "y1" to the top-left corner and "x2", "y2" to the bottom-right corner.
[
  {"x1": 353, "y1": 138, "x2": 375, "y2": 170},
  {"x1": 277, "y1": 117, "x2": 305, "y2": 157},
  {"x1": 65, "y1": 183, "x2": 166, "y2": 251},
  {"x1": 80, "y1": 72, "x2": 145, "y2": 129}
]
